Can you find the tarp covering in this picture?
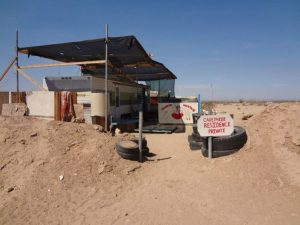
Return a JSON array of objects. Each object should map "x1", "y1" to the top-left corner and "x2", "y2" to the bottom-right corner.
[{"x1": 18, "y1": 36, "x2": 177, "y2": 81}]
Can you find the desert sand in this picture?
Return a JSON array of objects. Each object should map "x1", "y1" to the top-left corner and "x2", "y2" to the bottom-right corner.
[{"x1": 0, "y1": 102, "x2": 300, "y2": 225}]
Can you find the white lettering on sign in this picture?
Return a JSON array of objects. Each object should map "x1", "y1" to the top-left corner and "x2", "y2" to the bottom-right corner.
[{"x1": 197, "y1": 114, "x2": 234, "y2": 137}]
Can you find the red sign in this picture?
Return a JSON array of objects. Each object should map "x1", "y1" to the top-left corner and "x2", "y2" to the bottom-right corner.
[{"x1": 197, "y1": 114, "x2": 234, "y2": 137}]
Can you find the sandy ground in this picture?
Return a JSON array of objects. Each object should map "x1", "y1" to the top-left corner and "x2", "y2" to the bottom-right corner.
[{"x1": 0, "y1": 102, "x2": 300, "y2": 225}]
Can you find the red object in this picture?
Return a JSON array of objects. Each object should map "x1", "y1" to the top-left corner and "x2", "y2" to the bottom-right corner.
[
  {"x1": 171, "y1": 112, "x2": 183, "y2": 120},
  {"x1": 150, "y1": 97, "x2": 158, "y2": 105},
  {"x1": 60, "y1": 92, "x2": 73, "y2": 121}
]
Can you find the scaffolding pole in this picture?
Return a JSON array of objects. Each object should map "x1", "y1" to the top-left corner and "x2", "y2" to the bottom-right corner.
[
  {"x1": 104, "y1": 24, "x2": 108, "y2": 132},
  {"x1": 16, "y1": 30, "x2": 19, "y2": 95}
]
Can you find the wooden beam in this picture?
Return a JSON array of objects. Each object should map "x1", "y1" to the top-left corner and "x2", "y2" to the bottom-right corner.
[
  {"x1": 18, "y1": 60, "x2": 106, "y2": 69},
  {"x1": 17, "y1": 68, "x2": 47, "y2": 91},
  {"x1": 0, "y1": 57, "x2": 17, "y2": 81}
]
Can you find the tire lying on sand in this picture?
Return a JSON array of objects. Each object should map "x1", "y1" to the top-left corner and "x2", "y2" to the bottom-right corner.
[
  {"x1": 201, "y1": 126, "x2": 247, "y2": 157},
  {"x1": 192, "y1": 124, "x2": 199, "y2": 136},
  {"x1": 130, "y1": 137, "x2": 147, "y2": 149},
  {"x1": 117, "y1": 149, "x2": 149, "y2": 160},
  {"x1": 188, "y1": 135, "x2": 202, "y2": 150},
  {"x1": 202, "y1": 149, "x2": 238, "y2": 158},
  {"x1": 116, "y1": 140, "x2": 149, "y2": 160},
  {"x1": 191, "y1": 132, "x2": 205, "y2": 142}
]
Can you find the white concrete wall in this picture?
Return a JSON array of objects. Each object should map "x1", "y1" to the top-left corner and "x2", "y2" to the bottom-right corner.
[{"x1": 26, "y1": 91, "x2": 55, "y2": 118}]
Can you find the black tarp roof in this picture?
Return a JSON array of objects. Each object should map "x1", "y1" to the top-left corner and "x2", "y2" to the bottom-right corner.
[{"x1": 18, "y1": 36, "x2": 177, "y2": 81}]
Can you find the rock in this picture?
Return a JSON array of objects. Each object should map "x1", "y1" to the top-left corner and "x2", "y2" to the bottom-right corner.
[
  {"x1": 30, "y1": 132, "x2": 38, "y2": 137},
  {"x1": 242, "y1": 114, "x2": 253, "y2": 120},
  {"x1": 94, "y1": 125, "x2": 104, "y2": 132},
  {"x1": 7, "y1": 187, "x2": 14, "y2": 193},
  {"x1": 19, "y1": 139, "x2": 26, "y2": 144},
  {"x1": 292, "y1": 137, "x2": 300, "y2": 146},
  {"x1": 115, "y1": 128, "x2": 122, "y2": 135},
  {"x1": 59, "y1": 175, "x2": 64, "y2": 181},
  {"x1": 98, "y1": 164, "x2": 106, "y2": 174},
  {"x1": 1, "y1": 103, "x2": 27, "y2": 116},
  {"x1": 73, "y1": 118, "x2": 85, "y2": 123},
  {"x1": 37, "y1": 161, "x2": 47, "y2": 166},
  {"x1": 68, "y1": 142, "x2": 77, "y2": 148},
  {"x1": 126, "y1": 165, "x2": 141, "y2": 174}
]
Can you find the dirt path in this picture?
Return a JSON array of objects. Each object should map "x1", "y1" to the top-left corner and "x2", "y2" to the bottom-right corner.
[
  {"x1": 0, "y1": 103, "x2": 299, "y2": 225},
  {"x1": 71, "y1": 103, "x2": 300, "y2": 225}
]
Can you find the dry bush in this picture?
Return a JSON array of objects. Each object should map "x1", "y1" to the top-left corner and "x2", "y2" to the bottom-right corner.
[{"x1": 201, "y1": 101, "x2": 216, "y2": 111}]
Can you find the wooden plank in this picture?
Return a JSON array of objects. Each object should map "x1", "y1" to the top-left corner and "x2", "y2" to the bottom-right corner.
[
  {"x1": 17, "y1": 69, "x2": 47, "y2": 91},
  {"x1": 0, "y1": 57, "x2": 17, "y2": 81},
  {"x1": 18, "y1": 60, "x2": 106, "y2": 69},
  {"x1": 54, "y1": 92, "x2": 61, "y2": 121},
  {"x1": 11, "y1": 92, "x2": 26, "y2": 103},
  {"x1": 72, "y1": 92, "x2": 77, "y2": 104}
]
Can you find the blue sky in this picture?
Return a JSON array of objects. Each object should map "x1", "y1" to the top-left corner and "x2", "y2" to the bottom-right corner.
[{"x1": 0, "y1": 0, "x2": 299, "y2": 100}]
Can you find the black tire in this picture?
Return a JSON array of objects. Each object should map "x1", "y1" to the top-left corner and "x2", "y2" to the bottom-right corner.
[
  {"x1": 202, "y1": 126, "x2": 247, "y2": 151},
  {"x1": 117, "y1": 150, "x2": 140, "y2": 160},
  {"x1": 142, "y1": 147, "x2": 150, "y2": 156},
  {"x1": 192, "y1": 124, "x2": 199, "y2": 135},
  {"x1": 116, "y1": 140, "x2": 149, "y2": 156},
  {"x1": 202, "y1": 148, "x2": 239, "y2": 158},
  {"x1": 192, "y1": 113, "x2": 202, "y2": 135},
  {"x1": 188, "y1": 137, "x2": 202, "y2": 150},
  {"x1": 190, "y1": 133, "x2": 205, "y2": 142},
  {"x1": 189, "y1": 143, "x2": 202, "y2": 150},
  {"x1": 130, "y1": 137, "x2": 147, "y2": 148},
  {"x1": 116, "y1": 140, "x2": 139, "y2": 152}
]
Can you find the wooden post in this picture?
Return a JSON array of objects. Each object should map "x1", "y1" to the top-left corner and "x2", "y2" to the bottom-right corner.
[
  {"x1": 18, "y1": 60, "x2": 106, "y2": 69},
  {"x1": 17, "y1": 68, "x2": 47, "y2": 91},
  {"x1": 54, "y1": 92, "x2": 61, "y2": 121},
  {"x1": 0, "y1": 57, "x2": 16, "y2": 81}
]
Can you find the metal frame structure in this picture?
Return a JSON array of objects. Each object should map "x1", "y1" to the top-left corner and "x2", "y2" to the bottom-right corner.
[{"x1": 0, "y1": 26, "x2": 176, "y2": 135}]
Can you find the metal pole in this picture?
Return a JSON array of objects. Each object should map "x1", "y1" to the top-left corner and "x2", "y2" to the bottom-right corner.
[
  {"x1": 198, "y1": 94, "x2": 201, "y2": 113},
  {"x1": 104, "y1": 24, "x2": 108, "y2": 132},
  {"x1": 16, "y1": 30, "x2": 19, "y2": 94},
  {"x1": 138, "y1": 110, "x2": 143, "y2": 162},
  {"x1": 158, "y1": 80, "x2": 160, "y2": 97},
  {"x1": 208, "y1": 137, "x2": 212, "y2": 159}
]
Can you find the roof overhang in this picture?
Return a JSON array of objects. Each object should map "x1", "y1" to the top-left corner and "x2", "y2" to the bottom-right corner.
[{"x1": 18, "y1": 36, "x2": 177, "y2": 81}]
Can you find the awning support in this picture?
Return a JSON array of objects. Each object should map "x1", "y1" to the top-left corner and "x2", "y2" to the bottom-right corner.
[
  {"x1": 19, "y1": 60, "x2": 106, "y2": 69},
  {"x1": 17, "y1": 68, "x2": 47, "y2": 91},
  {"x1": 105, "y1": 24, "x2": 108, "y2": 132},
  {"x1": 0, "y1": 57, "x2": 16, "y2": 81}
]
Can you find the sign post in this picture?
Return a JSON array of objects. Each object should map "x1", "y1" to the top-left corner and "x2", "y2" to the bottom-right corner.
[{"x1": 197, "y1": 114, "x2": 234, "y2": 159}]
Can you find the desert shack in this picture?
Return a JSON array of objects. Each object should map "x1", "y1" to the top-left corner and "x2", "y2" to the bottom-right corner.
[{"x1": 1, "y1": 34, "x2": 178, "y2": 132}]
